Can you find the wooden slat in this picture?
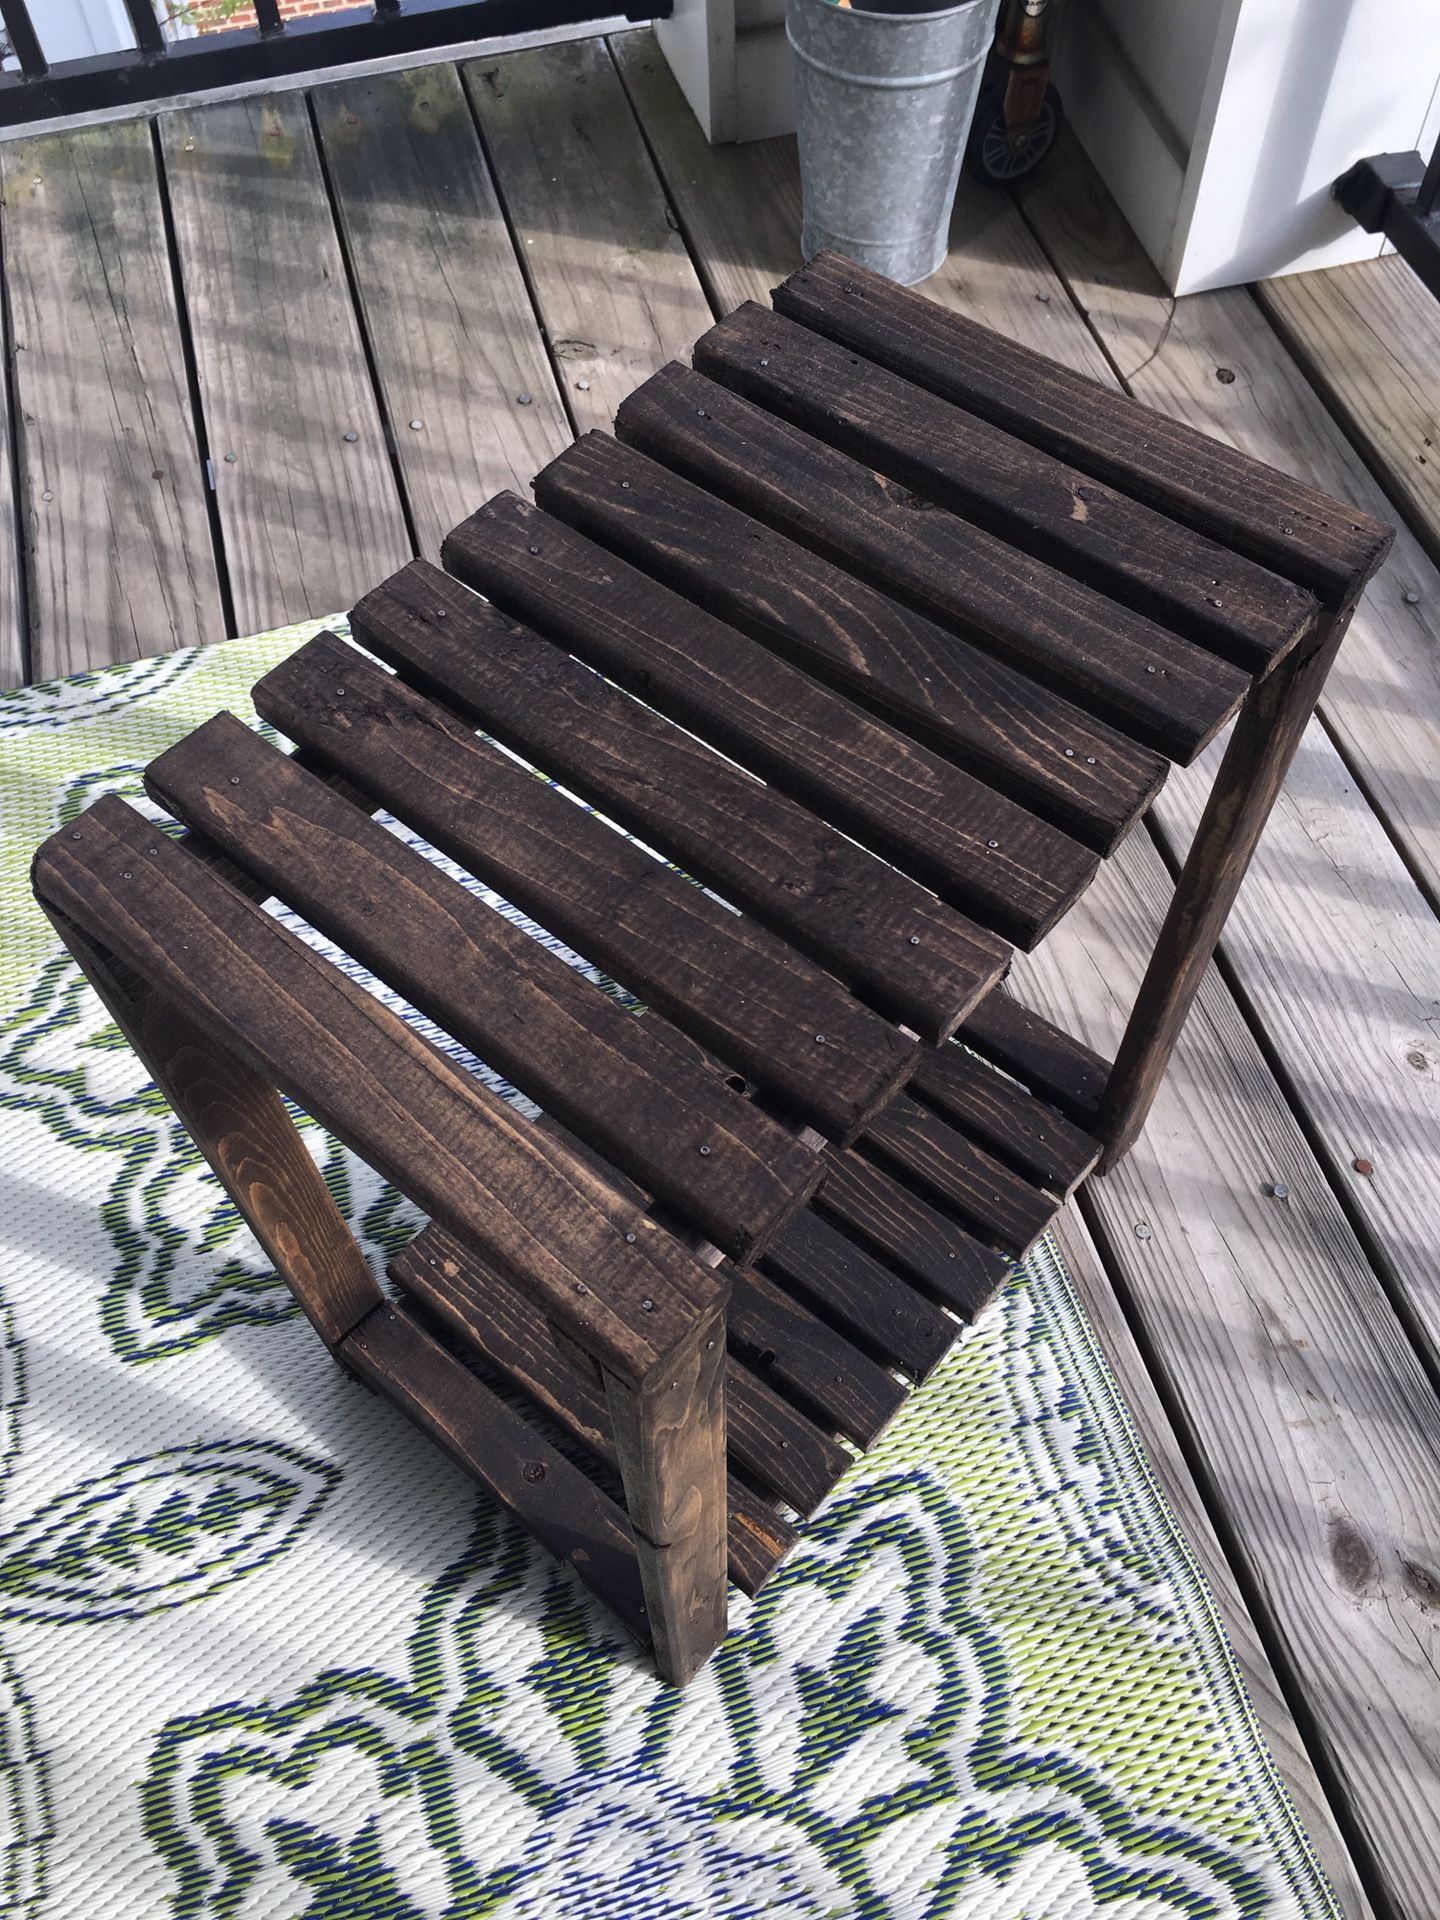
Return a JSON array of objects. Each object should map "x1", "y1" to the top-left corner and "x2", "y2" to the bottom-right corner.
[
  {"x1": 729, "y1": 1266, "x2": 906, "y2": 1447},
  {"x1": 1, "y1": 124, "x2": 222, "y2": 679},
  {"x1": 959, "y1": 989, "x2": 1109, "y2": 1129},
  {"x1": 312, "y1": 65, "x2": 570, "y2": 559},
  {"x1": 862, "y1": 1094, "x2": 1057, "y2": 1258},
  {"x1": 773, "y1": 251, "x2": 1391, "y2": 611},
  {"x1": 159, "y1": 96, "x2": 412, "y2": 633},
  {"x1": 724, "y1": 1358, "x2": 850, "y2": 1519},
  {"x1": 341, "y1": 1302, "x2": 650, "y2": 1643},
  {"x1": 815, "y1": 1149, "x2": 1011, "y2": 1321},
  {"x1": 535, "y1": 430, "x2": 1166, "y2": 856},
  {"x1": 146, "y1": 713, "x2": 820, "y2": 1263},
  {"x1": 255, "y1": 633, "x2": 916, "y2": 1141},
  {"x1": 394, "y1": 1228, "x2": 791, "y2": 1597},
  {"x1": 698, "y1": 303, "x2": 1320, "y2": 676},
  {"x1": 352, "y1": 560, "x2": 1009, "y2": 1041},
  {"x1": 464, "y1": 39, "x2": 713, "y2": 435},
  {"x1": 34, "y1": 794, "x2": 720, "y2": 1389},
  {"x1": 911, "y1": 1045, "x2": 1101, "y2": 1199},
  {"x1": 445, "y1": 492, "x2": 1099, "y2": 949},
  {"x1": 616, "y1": 364, "x2": 1250, "y2": 764},
  {"x1": 759, "y1": 1207, "x2": 956, "y2": 1380},
  {"x1": 398, "y1": 1221, "x2": 846, "y2": 1525}
]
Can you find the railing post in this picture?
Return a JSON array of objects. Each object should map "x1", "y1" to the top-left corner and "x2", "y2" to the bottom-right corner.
[{"x1": 0, "y1": 1, "x2": 47, "y2": 76}]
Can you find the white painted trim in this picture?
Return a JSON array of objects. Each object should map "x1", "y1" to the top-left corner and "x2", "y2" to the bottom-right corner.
[{"x1": 1059, "y1": 0, "x2": 1440, "y2": 292}]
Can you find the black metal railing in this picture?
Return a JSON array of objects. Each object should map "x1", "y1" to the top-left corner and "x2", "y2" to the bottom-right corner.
[
  {"x1": 1335, "y1": 132, "x2": 1440, "y2": 304},
  {"x1": 0, "y1": 0, "x2": 663, "y2": 127}
]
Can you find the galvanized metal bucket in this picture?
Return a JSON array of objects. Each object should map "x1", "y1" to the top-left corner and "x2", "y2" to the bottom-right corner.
[{"x1": 787, "y1": 0, "x2": 993, "y2": 285}]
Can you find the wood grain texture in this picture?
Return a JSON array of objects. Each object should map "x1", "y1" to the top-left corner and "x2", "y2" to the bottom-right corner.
[
  {"x1": 1099, "y1": 615, "x2": 1350, "y2": 1168},
  {"x1": 910, "y1": 1045, "x2": 1100, "y2": 1199},
  {"x1": 603, "y1": 1296, "x2": 730, "y2": 1684},
  {"x1": 342, "y1": 1301, "x2": 651, "y2": 1645},
  {"x1": 1017, "y1": 135, "x2": 1440, "y2": 919},
  {"x1": 255, "y1": 632, "x2": 916, "y2": 1140},
  {"x1": 1046, "y1": 1207, "x2": 1376, "y2": 1920},
  {"x1": 391, "y1": 1223, "x2": 801, "y2": 1592},
  {"x1": 862, "y1": 1093, "x2": 1057, "y2": 1259},
  {"x1": 775, "y1": 251, "x2": 1391, "y2": 611},
  {"x1": 1148, "y1": 702, "x2": 1440, "y2": 1387},
  {"x1": 1006, "y1": 142, "x2": 1440, "y2": 1385},
  {"x1": 616, "y1": 363, "x2": 1250, "y2": 764},
  {"x1": 1, "y1": 122, "x2": 222, "y2": 679},
  {"x1": 759, "y1": 1205, "x2": 956, "y2": 1380},
  {"x1": 399, "y1": 1210, "x2": 848, "y2": 1523},
  {"x1": 535, "y1": 430, "x2": 1167, "y2": 856},
  {"x1": 728, "y1": 1264, "x2": 907, "y2": 1447},
  {"x1": 446, "y1": 490, "x2": 1099, "y2": 948},
  {"x1": 146, "y1": 712, "x2": 820, "y2": 1261},
  {"x1": 815, "y1": 1148, "x2": 1011, "y2": 1321},
  {"x1": 958, "y1": 989, "x2": 1109, "y2": 1128},
  {"x1": 355, "y1": 560, "x2": 1009, "y2": 1041},
  {"x1": 700, "y1": 301, "x2": 1318, "y2": 674},
  {"x1": 34, "y1": 794, "x2": 720, "y2": 1388},
  {"x1": 160, "y1": 95, "x2": 411, "y2": 633},
  {"x1": 1011, "y1": 814, "x2": 1440, "y2": 1920},
  {"x1": 1257, "y1": 254, "x2": 1440, "y2": 572},
  {"x1": 45, "y1": 904, "x2": 381, "y2": 1349},
  {"x1": 608, "y1": 31, "x2": 801, "y2": 318},
  {"x1": 465, "y1": 38, "x2": 713, "y2": 434},
  {"x1": 301, "y1": 50, "x2": 1391, "y2": 1894},
  {"x1": 312, "y1": 64, "x2": 570, "y2": 559}
]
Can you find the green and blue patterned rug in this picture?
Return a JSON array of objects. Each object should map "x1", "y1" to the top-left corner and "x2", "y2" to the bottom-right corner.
[{"x1": 0, "y1": 628, "x2": 1340, "y2": 1919}]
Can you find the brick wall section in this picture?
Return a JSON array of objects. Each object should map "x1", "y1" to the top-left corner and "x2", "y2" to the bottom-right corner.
[{"x1": 184, "y1": 0, "x2": 358, "y2": 32}]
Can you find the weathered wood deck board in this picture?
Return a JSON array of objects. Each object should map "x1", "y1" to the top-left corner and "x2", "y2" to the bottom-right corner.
[
  {"x1": 1258, "y1": 255, "x2": 1440, "y2": 570},
  {"x1": 1047, "y1": 1207, "x2": 1376, "y2": 1920},
  {"x1": 1018, "y1": 133, "x2": 1440, "y2": 918},
  {"x1": 0, "y1": 122, "x2": 222, "y2": 679},
  {"x1": 608, "y1": 31, "x2": 801, "y2": 317},
  {"x1": 1012, "y1": 824, "x2": 1440, "y2": 1920},
  {"x1": 159, "y1": 94, "x2": 412, "y2": 634},
  {"x1": 465, "y1": 38, "x2": 713, "y2": 434},
  {"x1": 312, "y1": 64, "x2": 570, "y2": 559}
]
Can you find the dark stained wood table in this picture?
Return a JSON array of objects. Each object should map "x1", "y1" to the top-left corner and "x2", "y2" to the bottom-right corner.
[{"x1": 32, "y1": 253, "x2": 1392, "y2": 1685}]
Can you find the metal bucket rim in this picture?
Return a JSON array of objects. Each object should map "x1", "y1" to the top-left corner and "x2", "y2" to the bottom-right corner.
[{"x1": 788, "y1": 0, "x2": 992, "y2": 26}]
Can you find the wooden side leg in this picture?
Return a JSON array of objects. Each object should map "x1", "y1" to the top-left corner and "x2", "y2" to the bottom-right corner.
[
  {"x1": 604, "y1": 1295, "x2": 730, "y2": 1685},
  {"x1": 1096, "y1": 610, "x2": 1351, "y2": 1173},
  {"x1": 42, "y1": 905, "x2": 384, "y2": 1349}
]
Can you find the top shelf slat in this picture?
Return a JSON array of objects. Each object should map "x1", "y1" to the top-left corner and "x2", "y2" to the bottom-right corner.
[{"x1": 774, "y1": 253, "x2": 1393, "y2": 612}]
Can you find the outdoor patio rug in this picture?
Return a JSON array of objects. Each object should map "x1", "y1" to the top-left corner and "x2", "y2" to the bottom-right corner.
[{"x1": 0, "y1": 628, "x2": 1343, "y2": 1920}]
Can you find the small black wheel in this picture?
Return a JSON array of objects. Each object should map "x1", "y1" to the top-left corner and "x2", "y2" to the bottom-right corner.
[{"x1": 965, "y1": 82, "x2": 1063, "y2": 188}]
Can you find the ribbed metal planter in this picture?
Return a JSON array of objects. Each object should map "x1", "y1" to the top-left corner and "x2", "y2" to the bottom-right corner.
[{"x1": 787, "y1": 0, "x2": 993, "y2": 285}]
